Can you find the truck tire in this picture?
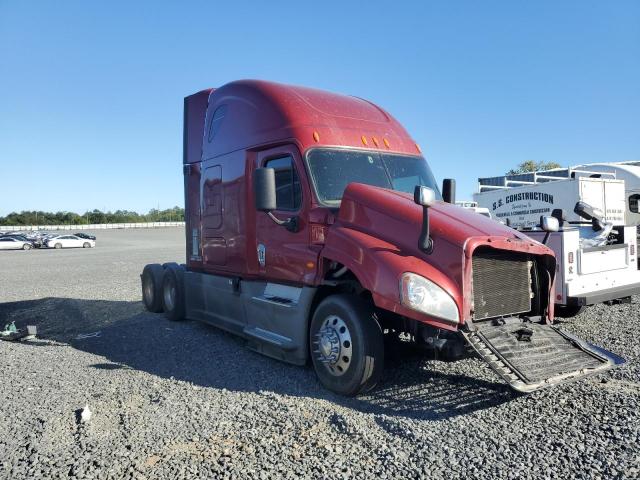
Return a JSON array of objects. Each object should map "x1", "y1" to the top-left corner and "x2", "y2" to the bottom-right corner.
[
  {"x1": 310, "y1": 294, "x2": 384, "y2": 396},
  {"x1": 162, "y1": 264, "x2": 185, "y2": 321},
  {"x1": 555, "y1": 305, "x2": 585, "y2": 318},
  {"x1": 141, "y1": 264, "x2": 164, "y2": 313}
]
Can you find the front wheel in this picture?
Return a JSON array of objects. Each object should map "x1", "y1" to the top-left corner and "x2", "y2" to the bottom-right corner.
[
  {"x1": 83, "y1": 242, "x2": 91, "y2": 248},
  {"x1": 310, "y1": 294, "x2": 384, "y2": 396},
  {"x1": 54, "y1": 243, "x2": 62, "y2": 249},
  {"x1": 22, "y1": 243, "x2": 32, "y2": 250}
]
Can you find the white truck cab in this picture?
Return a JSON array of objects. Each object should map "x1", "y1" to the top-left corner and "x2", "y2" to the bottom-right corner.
[{"x1": 474, "y1": 170, "x2": 640, "y2": 316}]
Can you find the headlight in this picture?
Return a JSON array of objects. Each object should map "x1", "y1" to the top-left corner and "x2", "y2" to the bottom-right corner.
[{"x1": 399, "y1": 272, "x2": 459, "y2": 323}]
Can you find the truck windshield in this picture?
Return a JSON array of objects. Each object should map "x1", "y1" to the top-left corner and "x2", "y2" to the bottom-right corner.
[{"x1": 306, "y1": 148, "x2": 442, "y2": 206}]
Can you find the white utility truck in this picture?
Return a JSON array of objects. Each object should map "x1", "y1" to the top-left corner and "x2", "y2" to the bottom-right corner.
[{"x1": 474, "y1": 168, "x2": 640, "y2": 317}]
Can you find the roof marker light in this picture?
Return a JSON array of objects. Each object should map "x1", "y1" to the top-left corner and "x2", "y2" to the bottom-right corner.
[
  {"x1": 372, "y1": 137, "x2": 379, "y2": 147},
  {"x1": 313, "y1": 131, "x2": 320, "y2": 142},
  {"x1": 383, "y1": 138, "x2": 390, "y2": 148},
  {"x1": 361, "y1": 135, "x2": 368, "y2": 146},
  {"x1": 415, "y1": 143, "x2": 422, "y2": 153}
]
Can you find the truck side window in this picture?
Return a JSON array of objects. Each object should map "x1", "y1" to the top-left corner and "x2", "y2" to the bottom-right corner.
[
  {"x1": 630, "y1": 194, "x2": 640, "y2": 213},
  {"x1": 265, "y1": 156, "x2": 301, "y2": 211}
]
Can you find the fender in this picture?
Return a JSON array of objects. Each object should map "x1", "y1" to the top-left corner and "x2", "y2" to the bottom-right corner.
[{"x1": 321, "y1": 225, "x2": 464, "y2": 332}]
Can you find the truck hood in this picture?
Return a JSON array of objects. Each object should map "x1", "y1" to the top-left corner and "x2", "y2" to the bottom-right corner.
[
  {"x1": 335, "y1": 183, "x2": 529, "y2": 251},
  {"x1": 322, "y1": 183, "x2": 555, "y2": 329}
]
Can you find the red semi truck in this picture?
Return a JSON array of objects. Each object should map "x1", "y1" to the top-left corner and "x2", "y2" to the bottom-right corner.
[{"x1": 141, "y1": 80, "x2": 622, "y2": 395}]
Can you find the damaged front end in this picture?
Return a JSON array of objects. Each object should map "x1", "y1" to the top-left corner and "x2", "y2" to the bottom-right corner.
[
  {"x1": 463, "y1": 323, "x2": 624, "y2": 393},
  {"x1": 462, "y1": 239, "x2": 624, "y2": 393}
]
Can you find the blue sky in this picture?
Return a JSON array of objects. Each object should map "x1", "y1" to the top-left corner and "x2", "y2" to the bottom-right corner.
[{"x1": 1, "y1": 1, "x2": 638, "y2": 215}]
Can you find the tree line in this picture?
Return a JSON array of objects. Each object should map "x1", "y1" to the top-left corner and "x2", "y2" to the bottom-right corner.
[
  {"x1": 507, "y1": 160, "x2": 562, "y2": 175},
  {"x1": 0, "y1": 207, "x2": 185, "y2": 226}
]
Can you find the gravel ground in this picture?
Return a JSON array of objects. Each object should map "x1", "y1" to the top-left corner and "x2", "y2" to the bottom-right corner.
[{"x1": 0, "y1": 228, "x2": 638, "y2": 479}]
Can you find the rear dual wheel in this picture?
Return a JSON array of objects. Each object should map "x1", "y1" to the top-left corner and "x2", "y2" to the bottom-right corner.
[
  {"x1": 141, "y1": 263, "x2": 185, "y2": 321},
  {"x1": 162, "y1": 264, "x2": 185, "y2": 321},
  {"x1": 142, "y1": 264, "x2": 164, "y2": 313},
  {"x1": 310, "y1": 295, "x2": 384, "y2": 396}
]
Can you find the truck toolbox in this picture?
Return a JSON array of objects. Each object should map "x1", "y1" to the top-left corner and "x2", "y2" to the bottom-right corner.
[
  {"x1": 464, "y1": 323, "x2": 623, "y2": 393},
  {"x1": 141, "y1": 80, "x2": 624, "y2": 396}
]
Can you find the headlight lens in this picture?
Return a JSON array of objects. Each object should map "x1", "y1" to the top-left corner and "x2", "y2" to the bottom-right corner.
[{"x1": 399, "y1": 273, "x2": 459, "y2": 323}]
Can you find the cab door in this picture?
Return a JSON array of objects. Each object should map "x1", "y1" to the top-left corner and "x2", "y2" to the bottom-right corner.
[{"x1": 254, "y1": 145, "x2": 319, "y2": 285}]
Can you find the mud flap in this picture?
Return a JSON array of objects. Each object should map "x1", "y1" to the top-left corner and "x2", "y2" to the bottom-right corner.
[{"x1": 463, "y1": 323, "x2": 624, "y2": 393}]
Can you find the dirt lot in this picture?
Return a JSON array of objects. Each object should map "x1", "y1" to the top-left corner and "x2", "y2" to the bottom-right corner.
[{"x1": 0, "y1": 228, "x2": 638, "y2": 479}]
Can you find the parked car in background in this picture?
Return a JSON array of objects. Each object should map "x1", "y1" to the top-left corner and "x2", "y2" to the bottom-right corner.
[
  {"x1": 4, "y1": 233, "x2": 44, "y2": 248},
  {"x1": 75, "y1": 232, "x2": 97, "y2": 240},
  {"x1": 45, "y1": 235, "x2": 95, "y2": 249},
  {"x1": 0, "y1": 237, "x2": 34, "y2": 250}
]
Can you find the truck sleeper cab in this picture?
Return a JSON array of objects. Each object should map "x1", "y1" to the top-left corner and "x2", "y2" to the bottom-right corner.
[{"x1": 141, "y1": 80, "x2": 623, "y2": 396}]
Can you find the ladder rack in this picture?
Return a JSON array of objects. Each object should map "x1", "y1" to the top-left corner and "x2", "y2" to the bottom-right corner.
[{"x1": 478, "y1": 167, "x2": 617, "y2": 192}]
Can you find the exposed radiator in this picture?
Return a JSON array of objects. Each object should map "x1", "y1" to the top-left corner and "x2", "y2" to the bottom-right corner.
[{"x1": 472, "y1": 250, "x2": 532, "y2": 320}]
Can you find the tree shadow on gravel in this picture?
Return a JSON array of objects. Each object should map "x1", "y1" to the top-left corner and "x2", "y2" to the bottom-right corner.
[{"x1": 1, "y1": 297, "x2": 513, "y2": 421}]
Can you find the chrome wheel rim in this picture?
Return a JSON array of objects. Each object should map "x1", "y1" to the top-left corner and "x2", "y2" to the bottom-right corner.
[
  {"x1": 163, "y1": 281, "x2": 176, "y2": 311},
  {"x1": 314, "y1": 315, "x2": 352, "y2": 377}
]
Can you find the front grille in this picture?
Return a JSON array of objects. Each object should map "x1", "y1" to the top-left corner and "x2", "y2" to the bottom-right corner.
[
  {"x1": 472, "y1": 249, "x2": 532, "y2": 320},
  {"x1": 477, "y1": 324, "x2": 605, "y2": 384}
]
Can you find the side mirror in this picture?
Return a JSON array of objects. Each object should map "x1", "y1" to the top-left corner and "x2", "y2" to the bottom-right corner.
[
  {"x1": 254, "y1": 167, "x2": 299, "y2": 233},
  {"x1": 442, "y1": 178, "x2": 456, "y2": 204},
  {"x1": 414, "y1": 185, "x2": 435, "y2": 253},
  {"x1": 413, "y1": 186, "x2": 436, "y2": 208},
  {"x1": 540, "y1": 216, "x2": 559, "y2": 245},
  {"x1": 541, "y1": 216, "x2": 559, "y2": 233},
  {"x1": 254, "y1": 168, "x2": 277, "y2": 212}
]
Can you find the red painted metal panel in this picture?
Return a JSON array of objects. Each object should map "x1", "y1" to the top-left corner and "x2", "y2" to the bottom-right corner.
[
  {"x1": 200, "y1": 80, "x2": 420, "y2": 163},
  {"x1": 322, "y1": 183, "x2": 556, "y2": 329}
]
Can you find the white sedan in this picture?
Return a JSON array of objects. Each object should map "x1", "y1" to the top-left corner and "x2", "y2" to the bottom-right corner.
[
  {"x1": 46, "y1": 235, "x2": 95, "y2": 249},
  {"x1": 0, "y1": 237, "x2": 33, "y2": 250}
]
